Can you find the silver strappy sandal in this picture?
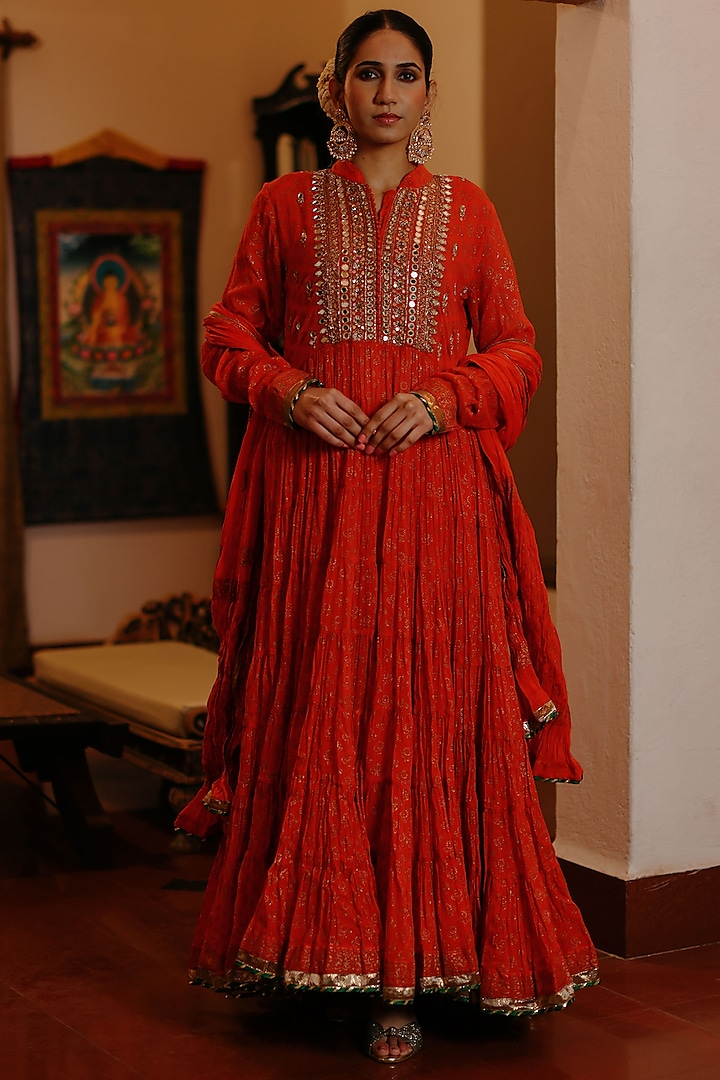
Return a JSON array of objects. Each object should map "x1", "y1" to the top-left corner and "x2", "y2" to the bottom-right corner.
[{"x1": 367, "y1": 1019, "x2": 423, "y2": 1064}]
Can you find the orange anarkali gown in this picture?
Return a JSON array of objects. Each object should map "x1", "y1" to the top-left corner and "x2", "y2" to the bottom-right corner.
[{"x1": 176, "y1": 160, "x2": 598, "y2": 1012}]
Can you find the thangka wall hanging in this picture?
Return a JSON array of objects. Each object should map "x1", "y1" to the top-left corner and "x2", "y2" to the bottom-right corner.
[{"x1": 9, "y1": 130, "x2": 218, "y2": 524}]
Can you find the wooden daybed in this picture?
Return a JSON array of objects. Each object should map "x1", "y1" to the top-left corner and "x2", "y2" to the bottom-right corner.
[{"x1": 32, "y1": 594, "x2": 218, "y2": 848}]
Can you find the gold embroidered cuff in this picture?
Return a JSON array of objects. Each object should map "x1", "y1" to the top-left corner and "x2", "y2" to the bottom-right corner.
[
  {"x1": 410, "y1": 391, "x2": 441, "y2": 434},
  {"x1": 263, "y1": 369, "x2": 318, "y2": 428},
  {"x1": 413, "y1": 378, "x2": 456, "y2": 432}
]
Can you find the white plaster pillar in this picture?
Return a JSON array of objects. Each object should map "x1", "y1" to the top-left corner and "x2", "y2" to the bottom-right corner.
[{"x1": 555, "y1": 0, "x2": 720, "y2": 880}]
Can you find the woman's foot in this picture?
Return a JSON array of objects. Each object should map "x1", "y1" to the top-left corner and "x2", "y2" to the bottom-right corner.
[{"x1": 367, "y1": 1004, "x2": 423, "y2": 1063}]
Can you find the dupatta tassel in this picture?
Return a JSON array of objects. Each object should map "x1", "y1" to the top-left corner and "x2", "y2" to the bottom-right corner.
[
  {"x1": 515, "y1": 657, "x2": 582, "y2": 782},
  {"x1": 528, "y1": 712, "x2": 583, "y2": 784},
  {"x1": 477, "y1": 430, "x2": 585, "y2": 788},
  {"x1": 202, "y1": 772, "x2": 233, "y2": 815},
  {"x1": 174, "y1": 778, "x2": 229, "y2": 840}
]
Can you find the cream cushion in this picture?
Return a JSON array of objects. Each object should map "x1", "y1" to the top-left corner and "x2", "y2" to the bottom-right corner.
[{"x1": 33, "y1": 641, "x2": 218, "y2": 739}]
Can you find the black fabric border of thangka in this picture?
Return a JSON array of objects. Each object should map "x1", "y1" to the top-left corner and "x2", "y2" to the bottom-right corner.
[{"x1": 9, "y1": 155, "x2": 218, "y2": 523}]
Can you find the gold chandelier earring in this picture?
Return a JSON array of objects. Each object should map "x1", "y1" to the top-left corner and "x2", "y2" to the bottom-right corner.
[
  {"x1": 327, "y1": 107, "x2": 358, "y2": 160},
  {"x1": 407, "y1": 111, "x2": 434, "y2": 165}
]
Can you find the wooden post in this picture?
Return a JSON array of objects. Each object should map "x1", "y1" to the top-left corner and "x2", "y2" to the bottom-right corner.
[{"x1": 0, "y1": 19, "x2": 37, "y2": 672}]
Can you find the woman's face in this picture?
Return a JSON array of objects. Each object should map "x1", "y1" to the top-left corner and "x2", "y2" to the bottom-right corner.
[{"x1": 336, "y1": 29, "x2": 431, "y2": 154}]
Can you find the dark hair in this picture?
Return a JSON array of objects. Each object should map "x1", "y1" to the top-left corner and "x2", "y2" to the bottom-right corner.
[{"x1": 334, "y1": 9, "x2": 433, "y2": 90}]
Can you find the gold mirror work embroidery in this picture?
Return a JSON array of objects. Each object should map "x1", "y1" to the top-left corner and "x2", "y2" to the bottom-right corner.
[{"x1": 311, "y1": 171, "x2": 452, "y2": 352}]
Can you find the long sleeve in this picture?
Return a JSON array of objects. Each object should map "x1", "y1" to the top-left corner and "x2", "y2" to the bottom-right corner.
[
  {"x1": 202, "y1": 185, "x2": 314, "y2": 427},
  {"x1": 415, "y1": 192, "x2": 542, "y2": 451}
]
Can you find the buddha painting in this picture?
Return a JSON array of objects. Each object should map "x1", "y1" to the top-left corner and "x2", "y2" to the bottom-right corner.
[{"x1": 38, "y1": 216, "x2": 186, "y2": 418}]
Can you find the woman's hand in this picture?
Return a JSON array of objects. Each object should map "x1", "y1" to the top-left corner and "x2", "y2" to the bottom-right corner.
[
  {"x1": 292, "y1": 386, "x2": 369, "y2": 448},
  {"x1": 359, "y1": 393, "x2": 434, "y2": 456}
]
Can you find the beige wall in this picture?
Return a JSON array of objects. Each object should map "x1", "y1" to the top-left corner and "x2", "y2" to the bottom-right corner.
[
  {"x1": 483, "y1": 0, "x2": 557, "y2": 577},
  {"x1": 628, "y1": 0, "x2": 720, "y2": 875},
  {"x1": 555, "y1": 0, "x2": 720, "y2": 878},
  {"x1": 554, "y1": 0, "x2": 633, "y2": 878}
]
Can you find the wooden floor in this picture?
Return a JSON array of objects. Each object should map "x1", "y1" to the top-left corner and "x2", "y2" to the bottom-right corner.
[{"x1": 1, "y1": 750, "x2": 719, "y2": 1080}]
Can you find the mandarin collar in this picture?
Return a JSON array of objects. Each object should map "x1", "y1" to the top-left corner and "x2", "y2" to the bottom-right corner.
[{"x1": 330, "y1": 160, "x2": 433, "y2": 190}]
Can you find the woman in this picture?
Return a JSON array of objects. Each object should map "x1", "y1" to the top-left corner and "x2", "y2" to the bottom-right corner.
[{"x1": 177, "y1": 9, "x2": 598, "y2": 1065}]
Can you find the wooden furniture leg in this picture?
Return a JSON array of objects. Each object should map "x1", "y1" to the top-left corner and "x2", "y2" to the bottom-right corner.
[
  {"x1": 1, "y1": 675, "x2": 127, "y2": 868},
  {"x1": 14, "y1": 735, "x2": 114, "y2": 869}
]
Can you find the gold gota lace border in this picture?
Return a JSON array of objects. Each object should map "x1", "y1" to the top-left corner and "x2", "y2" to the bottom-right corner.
[
  {"x1": 534, "y1": 776, "x2": 583, "y2": 786},
  {"x1": 310, "y1": 170, "x2": 453, "y2": 351},
  {"x1": 234, "y1": 948, "x2": 381, "y2": 991},
  {"x1": 189, "y1": 955, "x2": 599, "y2": 1014}
]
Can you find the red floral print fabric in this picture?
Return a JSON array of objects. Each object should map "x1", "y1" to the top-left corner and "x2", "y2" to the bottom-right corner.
[{"x1": 176, "y1": 162, "x2": 597, "y2": 1010}]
